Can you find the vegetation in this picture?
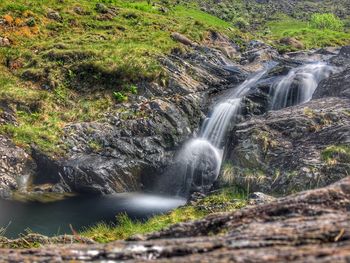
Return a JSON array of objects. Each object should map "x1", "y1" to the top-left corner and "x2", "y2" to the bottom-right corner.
[
  {"x1": 81, "y1": 187, "x2": 247, "y2": 243},
  {"x1": 322, "y1": 145, "x2": 350, "y2": 165},
  {"x1": 263, "y1": 15, "x2": 350, "y2": 51},
  {"x1": 310, "y1": 13, "x2": 344, "y2": 31},
  {"x1": 0, "y1": 0, "x2": 236, "y2": 154}
]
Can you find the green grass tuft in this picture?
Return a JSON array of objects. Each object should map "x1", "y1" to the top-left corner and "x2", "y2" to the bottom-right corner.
[{"x1": 81, "y1": 187, "x2": 247, "y2": 243}]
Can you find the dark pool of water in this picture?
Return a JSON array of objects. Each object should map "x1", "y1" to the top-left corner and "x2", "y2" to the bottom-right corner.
[{"x1": 0, "y1": 193, "x2": 186, "y2": 238}]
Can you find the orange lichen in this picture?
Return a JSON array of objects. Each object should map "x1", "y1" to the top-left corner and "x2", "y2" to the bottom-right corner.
[
  {"x1": 14, "y1": 18, "x2": 24, "y2": 27},
  {"x1": 3, "y1": 14, "x2": 14, "y2": 25}
]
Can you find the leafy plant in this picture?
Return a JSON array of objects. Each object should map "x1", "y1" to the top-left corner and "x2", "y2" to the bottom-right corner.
[
  {"x1": 310, "y1": 13, "x2": 344, "y2": 31},
  {"x1": 113, "y1": 91, "x2": 128, "y2": 103}
]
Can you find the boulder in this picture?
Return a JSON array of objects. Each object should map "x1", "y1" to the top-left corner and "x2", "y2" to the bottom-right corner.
[
  {"x1": 46, "y1": 11, "x2": 62, "y2": 22},
  {"x1": 171, "y1": 32, "x2": 196, "y2": 47},
  {"x1": 0, "y1": 37, "x2": 10, "y2": 47},
  {"x1": 223, "y1": 97, "x2": 350, "y2": 195},
  {"x1": 0, "y1": 136, "x2": 36, "y2": 199},
  {"x1": 313, "y1": 67, "x2": 350, "y2": 99}
]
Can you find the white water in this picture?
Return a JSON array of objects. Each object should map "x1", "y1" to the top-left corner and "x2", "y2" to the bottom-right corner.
[
  {"x1": 175, "y1": 69, "x2": 269, "y2": 195},
  {"x1": 270, "y1": 62, "x2": 336, "y2": 110}
]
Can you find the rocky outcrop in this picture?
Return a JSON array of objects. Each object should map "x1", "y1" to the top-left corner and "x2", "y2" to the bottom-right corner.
[
  {"x1": 313, "y1": 46, "x2": 350, "y2": 99},
  {"x1": 0, "y1": 135, "x2": 36, "y2": 199},
  {"x1": 223, "y1": 97, "x2": 350, "y2": 195},
  {"x1": 313, "y1": 67, "x2": 350, "y2": 99},
  {"x1": 1, "y1": 177, "x2": 350, "y2": 262}
]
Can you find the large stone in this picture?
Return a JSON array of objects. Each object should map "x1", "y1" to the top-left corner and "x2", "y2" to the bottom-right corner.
[
  {"x1": 0, "y1": 37, "x2": 10, "y2": 47},
  {"x1": 0, "y1": 136, "x2": 36, "y2": 199},
  {"x1": 223, "y1": 97, "x2": 350, "y2": 195},
  {"x1": 313, "y1": 67, "x2": 350, "y2": 99}
]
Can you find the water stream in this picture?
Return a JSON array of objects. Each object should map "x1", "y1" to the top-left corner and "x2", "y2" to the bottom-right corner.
[{"x1": 174, "y1": 68, "x2": 270, "y2": 195}]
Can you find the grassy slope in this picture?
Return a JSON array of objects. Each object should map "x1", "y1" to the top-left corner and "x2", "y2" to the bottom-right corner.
[{"x1": 0, "y1": 0, "x2": 236, "y2": 155}]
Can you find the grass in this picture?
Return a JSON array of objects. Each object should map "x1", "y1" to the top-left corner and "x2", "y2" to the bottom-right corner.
[
  {"x1": 262, "y1": 15, "x2": 350, "y2": 51},
  {"x1": 0, "y1": 0, "x2": 238, "y2": 155},
  {"x1": 321, "y1": 145, "x2": 350, "y2": 165},
  {"x1": 81, "y1": 187, "x2": 247, "y2": 243}
]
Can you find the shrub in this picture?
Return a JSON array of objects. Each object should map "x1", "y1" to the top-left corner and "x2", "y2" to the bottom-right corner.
[
  {"x1": 310, "y1": 13, "x2": 344, "y2": 31},
  {"x1": 126, "y1": 84, "x2": 138, "y2": 95},
  {"x1": 113, "y1": 91, "x2": 128, "y2": 103}
]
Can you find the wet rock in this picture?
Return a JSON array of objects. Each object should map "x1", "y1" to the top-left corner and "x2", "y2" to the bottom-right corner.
[
  {"x1": 0, "y1": 136, "x2": 36, "y2": 199},
  {"x1": 223, "y1": 97, "x2": 350, "y2": 195},
  {"x1": 330, "y1": 45, "x2": 350, "y2": 66},
  {"x1": 1, "y1": 177, "x2": 350, "y2": 262},
  {"x1": 313, "y1": 67, "x2": 350, "y2": 99}
]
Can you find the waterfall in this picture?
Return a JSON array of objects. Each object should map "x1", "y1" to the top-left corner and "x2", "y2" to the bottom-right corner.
[
  {"x1": 165, "y1": 60, "x2": 337, "y2": 197},
  {"x1": 174, "y1": 68, "x2": 269, "y2": 196},
  {"x1": 270, "y1": 62, "x2": 336, "y2": 110}
]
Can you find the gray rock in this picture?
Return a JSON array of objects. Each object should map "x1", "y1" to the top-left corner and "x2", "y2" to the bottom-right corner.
[
  {"x1": 313, "y1": 67, "x2": 350, "y2": 99},
  {"x1": 47, "y1": 11, "x2": 62, "y2": 21},
  {"x1": 0, "y1": 136, "x2": 36, "y2": 199},
  {"x1": 223, "y1": 97, "x2": 350, "y2": 195}
]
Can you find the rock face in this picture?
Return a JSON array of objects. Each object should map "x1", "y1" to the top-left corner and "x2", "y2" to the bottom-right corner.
[
  {"x1": 0, "y1": 135, "x2": 36, "y2": 199},
  {"x1": 220, "y1": 47, "x2": 350, "y2": 195},
  {"x1": 1, "y1": 177, "x2": 350, "y2": 262},
  {"x1": 313, "y1": 47, "x2": 350, "y2": 99},
  {"x1": 223, "y1": 97, "x2": 350, "y2": 195}
]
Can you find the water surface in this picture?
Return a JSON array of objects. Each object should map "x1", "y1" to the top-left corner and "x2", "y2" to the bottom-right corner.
[{"x1": 0, "y1": 193, "x2": 186, "y2": 238}]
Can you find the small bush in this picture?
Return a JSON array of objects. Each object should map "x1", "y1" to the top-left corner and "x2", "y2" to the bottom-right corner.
[
  {"x1": 113, "y1": 91, "x2": 128, "y2": 103},
  {"x1": 125, "y1": 84, "x2": 138, "y2": 95},
  {"x1": 310, "y1": 13, "x2": 344, "y2": 31}
]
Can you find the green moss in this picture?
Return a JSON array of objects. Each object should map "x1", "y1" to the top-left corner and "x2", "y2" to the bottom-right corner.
[
  {"x1": 81, "y1": 187, "x2": 247, "y2": 243},
  {"x1": 321, "y1": 145, "x2": 350, "y2": 165}
]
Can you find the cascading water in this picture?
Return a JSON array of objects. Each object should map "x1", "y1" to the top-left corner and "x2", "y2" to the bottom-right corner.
[
  {"x1": 165, "y1": 60, "x2": 338, "y2": 197},
  {"x1": 270, "y1": 62, "x2": 337, "y2": 110},
  {"x1": 174, "y1": 68, "x2": 269, "y2": 196}
]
